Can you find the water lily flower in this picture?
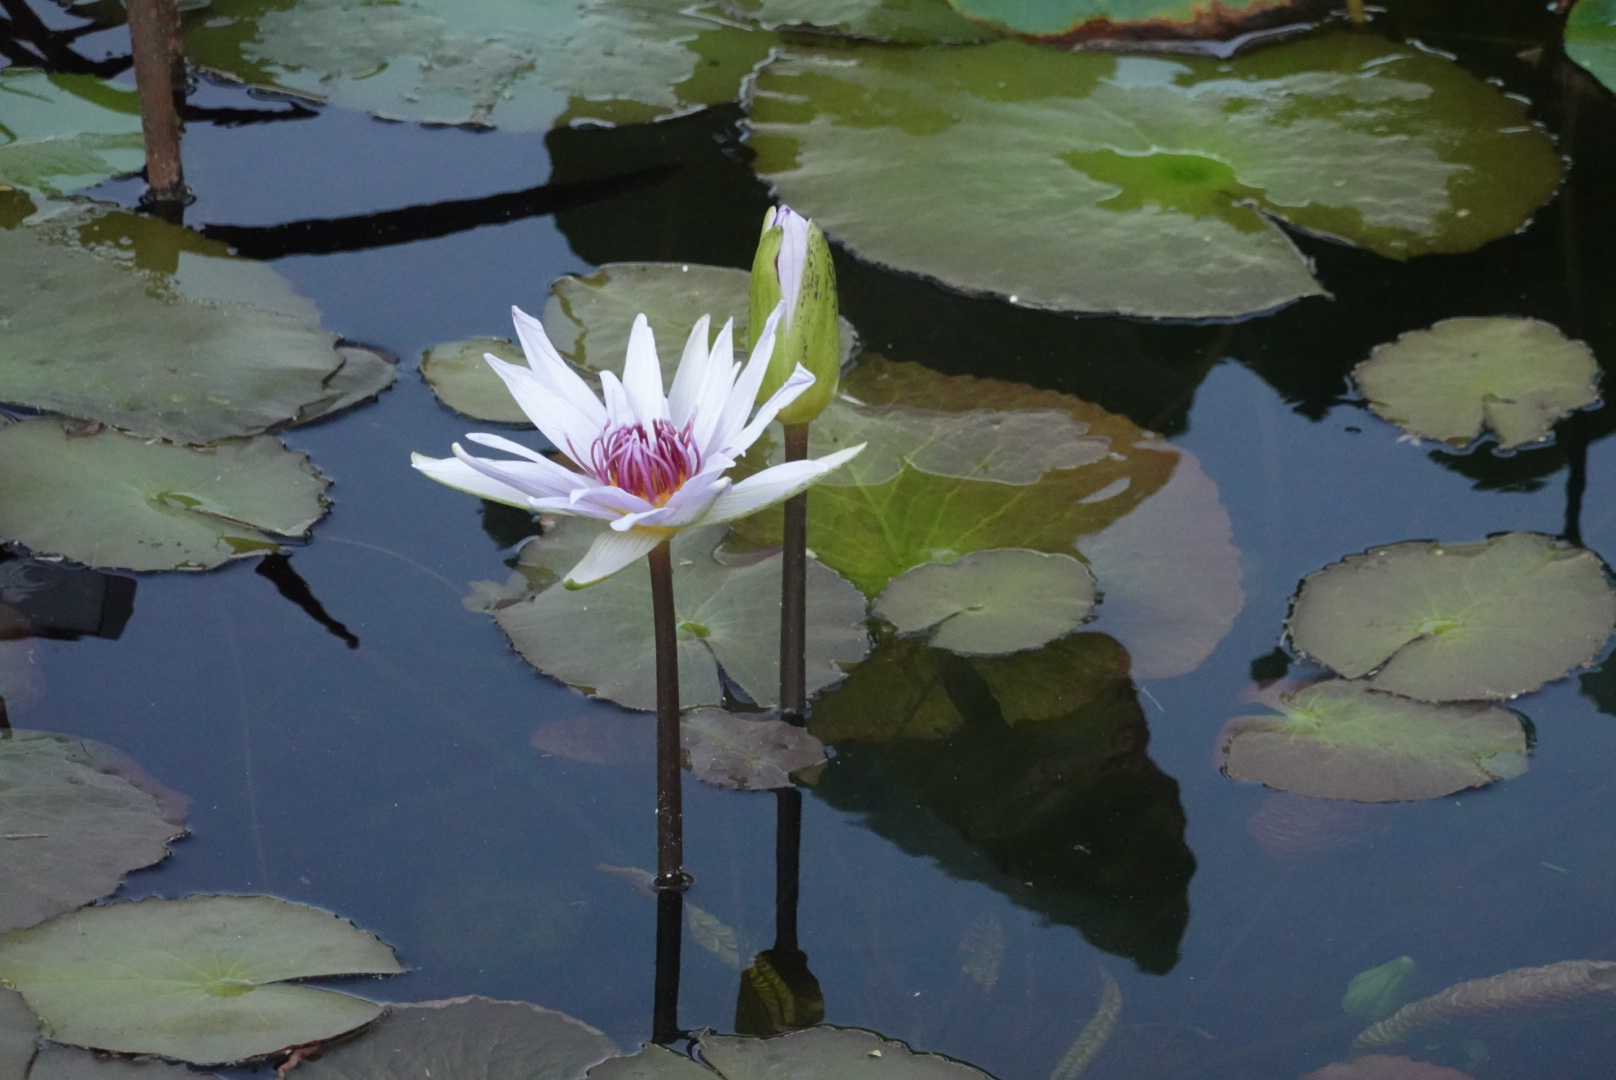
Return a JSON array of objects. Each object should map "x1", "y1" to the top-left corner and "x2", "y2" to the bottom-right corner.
[
  {"x1": 751, "y1": 205, "x2": 841, "y2": 427},
  {"x1": 412, "y1": 305, "x2": 862, "y2": 587}
]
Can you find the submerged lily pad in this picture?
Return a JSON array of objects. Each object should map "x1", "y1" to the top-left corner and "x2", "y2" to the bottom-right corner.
[
  {"x1": 746, "y1": 33, "x2": 1562, "y2": 318},
  {"x1": 0, "y1": 731, "x2": 187, "y2": 935},
  {"x1": 873, "y1": 548, "x2": 1095, "y2": 655},
  {"x1": 183, "y1": 0, "x2": 774, "y2": 131},
  {"x1": 496, "y1": 521, "x2": 868, "y2": 710},
  {"x1": 1354, "y1": 318, "x2": 1600, "y2": 450},
  {"x1": 1566, "y1": 0, "x2": 1616, "y2": 94},
  {"x1": 0, "y1": 69, "x2": 144, "y2": 197},
  {"x1": 681, "y1": 708, "x2": 827, "y2": 789},
  {"x1": 1355, "y1": 960, "x2": 1616, "y2": 1052},
  {"x1": 0, "y1": 196, "x2": 356, "y2": 444},
  {"x1": 0, "y1": 420, "x2": 330, "y2": 572},
  {"x1": 719, "y1": 0, "x2": 996, "y2": 43},
  {"x1": 0, "y1": 895, "x2": 404, "y2": 1065},
  {"x1": 421, "y1": 338, "x2": 533, "y2": 425},
  {"x1": 1345, "y1": 956, "x2": 1420, "y2": 1023},
  {"x1": 292, "y1": 997, "x2": 616, "y2": 1080},
  {"x1": 1219, "y1": 679, "x2": 1530, "y2": 802},
  {"x1": 731, "y1": 357, "x2": 1175, "y2": 596},
  {"x1": 1286, "y1": 533, "x2": 1616, "y2": 701}
]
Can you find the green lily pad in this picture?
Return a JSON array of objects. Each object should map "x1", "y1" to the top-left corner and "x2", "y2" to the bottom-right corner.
[
  {"x1": 588, "y1": 1044, "x2": 713, "y2": 1080},
  {"x1": 1, "y1": 986, "x2": 34, "y2": 1078},
  {"x1": 1353, "y1": 318, "x2": 1601, "y2": 450},
  {"x1": 0, "y1": 419, "x2": 330, "y2": 573},
  {"x1": 1218, "y1": 679, "x2": 1530, "y2": 802},
  {"x1": 1345, "y1": 956, "x2": 1419, "y2": 1023},
  {"x1": 730, "y1": 356, "x2": 1176, "y2": 596},
  {"x1": 746, "y1": 32, "x2": 1562, "y2": 318},
  {"x1": 1286, "y1": 533, "x2": 1616, "y2": 701},
  {"x1": 420, "y1": 338, "x2": 533, "y2": 425},
  {"x1": 0, "y1": 195, "x2": 356, "y2": 444},
  {"x1": 0, "y1": 70, "x2": 144, "y2": 198},
  {"x1": 593, "y1": 1028, "x2": 997, "y2": 1080},
  {"x1": 28, "y1": 1045, "x2": 221, "y2": 1079},
  {"x1": 944, "y1": 0, "x2": 1300, "y2": 40},
  {"x1": 183, "y1": 0, "x2": 774, "y2": 132},
  {"x1": 496, "y1": 521, "x2": 869, "y2": 711},
  {"x1": 1566, "y1": 0, "x2": 1616, "y2": 94},
  {"x1": 0, "y1": 895, "x2": 404, "y2": 1065},
  {"x1": 718, "y1": 0, "x2": 997, "y2": 43},
  {"x1": 0, "y1": 731, "x2": 187, "y2": 935},
  {"x1": 291, "y1": 997, "x2": 615, "y2": 1080},
  {"x1": 873, "y1": 548, "x2": 1096, "y2": 655},
  {"x1": 292, "y1": 345, "x2": 399, "y2": 426},
  {"x1": 681, "y1": 708, "x2": 827, "y2": 789}
]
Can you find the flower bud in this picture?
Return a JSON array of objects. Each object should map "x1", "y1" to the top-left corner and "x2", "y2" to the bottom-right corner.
[{"x1": 750, "y1": 204, "x2": 840, "y2": 426}]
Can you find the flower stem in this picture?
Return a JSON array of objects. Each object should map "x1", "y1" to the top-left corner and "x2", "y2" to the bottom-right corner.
[
  {"x1": 648, "y1": 540, "x2": 690, "y2": 892},
  {"x1": 773, "y1": 786, "x2": 802, "y2": 952},
  {"x1": 127, "y1": 0, "x2": 190, "y2": 207},
  {"x1": 779, "y1": 424, "x2": 810, "y2": 721},
  {"x1": 1345, "y1": 0, "x2": 1366, "y2": 23},
  {"x1": 651, "y1": 888, "x2": 684, "y2": 1044}
]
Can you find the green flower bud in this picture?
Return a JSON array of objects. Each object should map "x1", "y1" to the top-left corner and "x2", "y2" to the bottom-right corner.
[{"x1": 750, "y1": 205, "x2": 840, "y2": 427}]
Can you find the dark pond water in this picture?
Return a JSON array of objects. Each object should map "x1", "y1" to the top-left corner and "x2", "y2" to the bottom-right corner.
[{"x1": 6, "y1": 0, "x2": 1616, "y2": 1077}]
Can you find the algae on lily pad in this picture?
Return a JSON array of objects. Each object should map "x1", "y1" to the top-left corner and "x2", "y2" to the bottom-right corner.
[
  {"x1": 0, "y1": 731, "x2": 187, "y2": 935},
  {"x1": 0, "y1": 196, "x2": 358, "y2": 444},
  {"x1": 1286, "y1": 533, "x2": 1616, "y2": 701},
  {"x1": 1354, "y1": 318, "x2": 1601, "y2": 450},
  {"x1": 944, "y1": 0, "x2": 1302, "y2": 41},
  {"x1": 290, "y1": 997, "x2": 615, "y2": 1080},
  {"x1": 718, "y1": 0, "x2": 996, "y2": 43},
  {"x1": 1218, "y1": 679, "x2": 1530, "y2": 802},
  {"x1": 730, "y1": 356, "x2": 1176, "y2": 596},
  {"x1": 0, "y1": 419, "x2": 330, "y2": 572},
  {"x1": 496, "y1": 521, "x2": 868, "y2": 710},
  {"x1": 746, "y1": 32, "x2": 1562, "y2": 318},
  {"x1": 0, "y1": 69, "x2": 144, "y2": 197},
  {"x1": 421, "y1": 338, "x2": 533, "y2": 425},
  {"x1": 0, "y1": 895, "x2": 404, "y2": 1065},
  {"x1": 1566, "y1": 0, "x2": 1616, "y2": 94},
  {"x1": 183, "y1": 0, "x2": 774, "y2": 131},
  {"x1": 873, "y1": 548, "x2": 1096, "y2": 655},
  {"x1": 681, "y1": 708, "x2": 827, "y2": 789}
]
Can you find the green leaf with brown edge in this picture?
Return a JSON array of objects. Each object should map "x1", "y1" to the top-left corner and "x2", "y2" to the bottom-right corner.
[
  {"x1": 944, "y1": 0, "x2": 1302, "y2": 41},
  {"x1": 731, "y1": 356, "x2": 1175, "y2": 596},
  {"x1": 746, "y1": 33, "x2": 1563, "y2": 319}
]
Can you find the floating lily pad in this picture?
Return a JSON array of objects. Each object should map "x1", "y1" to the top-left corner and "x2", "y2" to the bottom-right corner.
[
  {"x1": 0, "y1": 69, "x2": 144, "y2": 197},
  {"x1": 292, "y1": 344, "x2": 399, "y2": 425},
  {"x1": 1, "y1": 986, "x2": 34, "y2": 1078},
  {"x1": 28, "y1": 1045, "x2": 222, "y2": 1079},
  {"x1": 0, "y1": 731, "x2": 187, "y2": 935},
  {"x1": 1566, "y1": 0, "x2": 1616, "y2": 94},
  {"x1": 945, "y1": 0, "x2": 1301, "y2": 41},
  {"x1": 1302, "y1": 1058, "x2": 1477, "y2": 1080},
  {"x1": 731, "y1": 356, "x2": 1175, "y2": 596},
  {"x1": 1353, "y1": 318, "x2": 1601, "y2": 450},
  {"x1": 1286, "y1": 533, "x2": 1616, "y2": 701},
  {"x1": 496, "y1": 522, "x2": 868, "y2": 710},
  {"x1": 681, "y1": 708, "x2": 827, "y2": 789},
  {"x1": 1218, "y1": 679, "x2": 1530, "y2": 802},
  {"x1": 873, "y1": 548, "x2": 1095, "y2": 655},
  {"x1": 0, "y1": 196, "x2": 355, "y2": 444},
  {"x1": 183, "y1": 0, "x2": 774, "y2": 131},
  {"x1": 291, "y1": 997, "x2": 615, "y2": 1080},
  {"x1": 0, "y1": 419, "x2": 330, "y2": 572},
  {"x1": 593, "y1": 1028, "x2": 997, "y2": 1080},
  {"x1": 421, "y1": 338, "x2": 533, "y2": 425},
  {"x1": 746, "y1": 33, "x2": 1562, "y2": 318},
  {"x1": 588, "y1": 1044, "x2": 713, "y2": 1080},
  {"x1": 0, "y1": 895, "x2": 404, "y2": 1065},
  {"x1": 719, "y1": 0, "x2": 996, "y2": 43}
]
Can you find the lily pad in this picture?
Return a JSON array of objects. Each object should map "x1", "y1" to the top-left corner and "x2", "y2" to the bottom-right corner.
[
  {"x1": 0, "y1": 419, "x2": 330, "y2": 573},
  {"x1": 1353, "y1": 318, "x2": 1601, "y2": 450},
  {"x1": 746, "y1": 33, "x2": 1562, "y2": 318},
  {"x1": 496, "y1": 521, "x2": 868, "y2": 710},
  {"x1": 680, "y1": 708, "x2": 827, "y2": 789},
  {"x1": 731, "y1": 357, "x2": 1176, "y2": 596},
  {"x1": 421, "y1": 338, "x2": 533, "y2": 425},
  {"x1": 1, "y1": 986, "x2": 34, "y2": 1078},
  {"x1": 1218, "y1": 679, "x2": 1530, "y2": 802},
  {"x1": 291, "y1": 997, "x2": 616, "y2": 1080},
  {"x1": 1566, "y1": 0, "x2": 1616, "y2": 95},
  {"x1": 1302, "y1": 1058, "x2": 1477, "y2": 1080},
  {"x1": 0, "y1": 196, "x2": 356, "y2": 444},
  {"x1": 718, "y1": 0, "x2": 997, "y2": 43},
  {"x1": 0, "y1": 69, "x2": 144, "y2": 197},
  {"x1": 183, "y1": 0, "x2": 775, "y2": 131},
  {"x1": 944, "y1": 0, "x2": 1302, "y2": 41},
  {"x1": 0, "y1": 731, "x2": 187, "y2": 935},
  {"x1": 1285, "y1": 533, "x2": 1616, "y2": 701},
  {"x1": 873, "y1": 548, "x2": 1096, "y2": 655},
  {"x1": 292, "y1": 345, "x2": 399, "y2": 426},
  {"x1": 28, "y1": 1046, "x2": 222, "y2": 1079},
  {"x1": 0, "y1": 895, "x2": 405, "y2": 1065},
  {"x1": 593, "y1": 1028, "x2": 998, "y2": 1080}
]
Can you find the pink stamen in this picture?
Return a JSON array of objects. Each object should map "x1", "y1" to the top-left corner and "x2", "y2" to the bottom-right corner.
[{"x1": 588, "y1": 420, "x2": 702, "y2": 506}]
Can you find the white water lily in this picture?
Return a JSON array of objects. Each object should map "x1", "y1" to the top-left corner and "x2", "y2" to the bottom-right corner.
[{"x1": 413, "y1": 305, "x2": 862, "y2": 587}]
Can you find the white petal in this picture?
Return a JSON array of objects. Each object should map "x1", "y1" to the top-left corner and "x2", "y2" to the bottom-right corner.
[
  {"x1": 571, "y1": 484, "x2": 654, "y2": 516},
  {"x1": 621, "y1": 314, "x2": 669, "y2": 427},
  {"x1": 729, "y1": 363, "x2": 814, "y2": 456},
  {"x1": 611, "y1": 473, "x2": 729, "y2": 531},
  {"x1": 510, "y1": 305, "x2": 606, "y2": 426},
  {"x1": 527, "y1": 495, "x2": 619, "y2": 522},
  {"x1": 461, "y1": 434, "x2": 594, "y2": 496},
  {"x1": 450, "y1": 443, "x2": 588, "y2": 501},
  {"x1": 597, "y1": 370, "x2": 636, "y2": 432},
  {"x1": 412, "y1": 452, "x2": 533, "y2": 509},
  {"x1": 775, "y1": 207, "x2": 809, "y2": 328},
  {"x1": 464, "y1": 431, "x2": 550, "y2": 461},
  {"x1": 710, "y1": 303, "x2": 783, "y2": 453},
  {"x1": 688, "y1": 318, "x2": 739, "y2": 454},
  {"x1": 699, "y1": 443, "x2": 864, "y2": 524},
  {"x1": 564, "y1": 528, "x2": 666, "y2": 588},
  {"x1": 667, "y1": 314, "x2": 712, "y2": 428},
  {"x1": 484, "y1": 355, "x2": 602, "y2": 466}
]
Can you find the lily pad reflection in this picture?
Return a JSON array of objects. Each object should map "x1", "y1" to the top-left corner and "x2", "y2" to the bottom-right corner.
[{"x1": 0, "y1": 69, "x2": 143, "y2": 197}]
